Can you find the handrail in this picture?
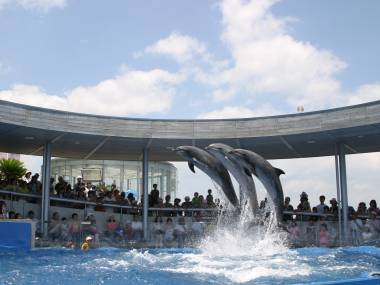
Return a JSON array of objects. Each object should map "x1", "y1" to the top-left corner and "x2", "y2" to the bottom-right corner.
[
  {"x1": 0, "y1": 189, "x2": 218, "y2": 212},
  {"x1": 2, "y1": 190, "x2": 379, "y2": 218}
]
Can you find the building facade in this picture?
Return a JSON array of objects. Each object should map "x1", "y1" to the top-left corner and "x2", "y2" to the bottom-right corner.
[{"x1": 51, "y1": 159, "x2": 177, "y2": 199}]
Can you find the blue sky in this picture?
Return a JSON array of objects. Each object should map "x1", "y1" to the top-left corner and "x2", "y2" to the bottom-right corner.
[{"x1": 1, "y1": 0, "x2": 380, "y2": 207}]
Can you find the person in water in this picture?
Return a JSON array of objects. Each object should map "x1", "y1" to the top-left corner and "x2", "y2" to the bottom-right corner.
[{"x1": 81, "y1": 236, "x2": 93, "y2": 251}]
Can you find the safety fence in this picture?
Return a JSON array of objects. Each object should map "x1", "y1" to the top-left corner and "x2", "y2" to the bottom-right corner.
[{"x1": 1, "y1": 190, "x2": 379, "y2": 248}]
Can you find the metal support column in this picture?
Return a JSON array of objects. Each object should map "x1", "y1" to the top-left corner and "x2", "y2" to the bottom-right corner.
[
  {"x1": 337, "y1": 143, "x2": 349, "y2": 243},
  {"x1": 142, "y1": 148, "x2": 149, "y2": 240},
  {"x1": 334, "y1": 154, "x2": 342, "y2": 246},
  {"x1": 41, "y1": 142, "x2": 52, "y2": 239}
]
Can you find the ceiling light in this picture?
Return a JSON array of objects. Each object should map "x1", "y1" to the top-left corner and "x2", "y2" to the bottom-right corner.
[
  {"x1": 24, "y1": 136, "x2": 34, "y2": 140},
  {"x1": 307, "y1": 140, "x2": 316, "y2": 144}
]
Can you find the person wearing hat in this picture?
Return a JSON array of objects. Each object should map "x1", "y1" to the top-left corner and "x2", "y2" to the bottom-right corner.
[{"x1": 81, "y1": 236, "x2": 93, "y2": 251}]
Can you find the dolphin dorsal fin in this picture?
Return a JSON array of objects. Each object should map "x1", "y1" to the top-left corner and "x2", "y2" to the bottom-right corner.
[
  {"x1": 188, "y1": 161, "x2": 196, "y2": 173},
  {"x1": 274, "y1": 167, "x2": 285, "y2": 176}
]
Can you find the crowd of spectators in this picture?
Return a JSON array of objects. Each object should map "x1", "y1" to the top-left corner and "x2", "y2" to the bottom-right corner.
[
  {"x1": 282, "y1": 192, "x2": 380, "y2": 247},
  {"x1": 2, "y1": 171, "x2": 380, "y2": 247},
  {"x1": 0, "y1": 171, "x2": 221, "y2": 212}
]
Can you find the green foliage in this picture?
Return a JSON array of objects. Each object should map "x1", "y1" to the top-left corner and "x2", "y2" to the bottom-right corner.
[{"x1": 0, "y1": 158, "x2": 27, "y2": 182}]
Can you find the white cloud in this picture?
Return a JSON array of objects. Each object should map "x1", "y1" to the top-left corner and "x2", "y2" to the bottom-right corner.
[
  {"x1": 0, "y1": 0, "x2": 66, "y2": 11},
  {"x1": 347, "y1": 83, "x2": 380, "y2": 105},
  {"x1": 198, "y1": 104, "x2": 279, "y2": 119},
  {"x1": 212, "y1": 87, "x2": 237, "y2": 102},
  {"x1": 206, "y1": 0, "x2": 347, "y2": 109},
  {"x1": 144, "y1": 33, "x2": 208, "y2": 64},
  {"x1": 0, "y1": 68, "x2": 185, "y2": 116}
]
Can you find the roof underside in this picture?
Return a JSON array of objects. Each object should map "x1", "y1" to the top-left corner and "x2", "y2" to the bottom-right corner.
[{"x1": 0, "y1": 100, "x2": 380, "y2": 161}]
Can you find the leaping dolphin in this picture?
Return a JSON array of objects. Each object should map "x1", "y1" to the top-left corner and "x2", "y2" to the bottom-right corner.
[
  {"x1": 206, "y1": 143, "x2": 259, "y2": 215},
  {"x1": 228, "y1": 149, "x2": 285, "y2": 223},
  {"x1": 174, "y1": 145, "x2": 239, "y2": 207}
]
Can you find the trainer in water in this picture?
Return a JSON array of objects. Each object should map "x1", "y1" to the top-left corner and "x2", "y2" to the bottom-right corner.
[
  {"x1": 228, "y1": 149, "x2": 285, "y2": 223},
  {"x1": 206, "y1": 143, "x2": 259, "y2": 215},
  {"x1": 174, "y1": 145, "x2": 239, "y2": 208}
]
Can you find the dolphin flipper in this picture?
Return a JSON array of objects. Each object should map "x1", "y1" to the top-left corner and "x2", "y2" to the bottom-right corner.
[{"x1": 188, "y1": 161, "x2": 196, "y2": 173}]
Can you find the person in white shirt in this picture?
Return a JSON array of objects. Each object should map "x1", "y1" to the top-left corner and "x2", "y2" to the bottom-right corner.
[{"x1": 316, "y1": 195, "x2": 326, "y2": 214}]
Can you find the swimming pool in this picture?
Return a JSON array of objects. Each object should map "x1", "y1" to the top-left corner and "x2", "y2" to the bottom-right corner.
[{"x1": 0, "y1": 243, "x2": 379, "y2": 285}]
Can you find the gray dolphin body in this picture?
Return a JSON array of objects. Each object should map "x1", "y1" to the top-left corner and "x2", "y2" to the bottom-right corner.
[
  {"x1": 228, "y1": 149, "x2": 285, "y2": 223},
  {"x1": 206, "y1": 143, "x2": 259, "y2": 215},
  {"x1": 174, "y1": 146, "x2": 239, "y2": 207}
]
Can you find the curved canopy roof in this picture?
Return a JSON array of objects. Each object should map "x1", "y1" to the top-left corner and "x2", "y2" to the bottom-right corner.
[{"x1": 0, "y1": 100, "x2": 380, "y2": 161}]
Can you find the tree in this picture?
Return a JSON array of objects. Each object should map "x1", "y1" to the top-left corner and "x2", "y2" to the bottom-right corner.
[{"x1": 0, "y1": 158, "x2": 27, "y2": 183}]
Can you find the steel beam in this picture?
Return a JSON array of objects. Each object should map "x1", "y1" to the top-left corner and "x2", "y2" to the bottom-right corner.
[
  {"x1": 337, "y1": 143, "x2": 349, "y2": 243},
  {"x1": 41, "y1": 142, "x2": 51, "y2": 239},
  {"x1": 334, "y1": 153, "x2": 342, "y2": 246},
  {"x1": 142, "y1": 147, "x2": 149, "y2": 240}
]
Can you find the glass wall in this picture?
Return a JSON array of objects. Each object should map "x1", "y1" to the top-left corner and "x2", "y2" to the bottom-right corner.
[{"x1": 51, "y1": 159, "x2": 177, "y2": 198}]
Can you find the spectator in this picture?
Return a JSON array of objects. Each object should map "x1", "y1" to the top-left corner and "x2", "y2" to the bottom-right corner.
[
  {"x1": 60, "y1": 217, "x2": 70, "y2": 241},
  {"x1": 206, "y1": 189, "x2": 214, "y2": 207},
  {"x1": 199, "y1": 195, "x2": 207, "y2": 208},
  {"x1": 316, "y1": 195, "x2": 326, "y2": 214},
  {"x1": 191, "y1": 214, "x2": 204, "y2": 238},
  {"x1": 81, "y1": 236, "x2": 93, "y2": 251},
  {"x1": 152, "y1": 216, "x2": 164, "y2": 247},
  {"x1": 174, "y1": 198, "x2": 181, "y2": 208},
  {"x1": 367, "y1": 211, "x2": 380, "y2": 235},
  {"x1": 361, "y1": 226, "x2": 372, "y2": 242},
  {"x1": 27, "y1": 174, "x2": 42, "y2": 194},
  {"x1": 192, "y1": 192, "x2": 201, "y2": 208},
  {"x1": 181, "y1": 196, "x2": 192, "y2": 208},
  {"x1": 297, "y1": 192, "x2": 311, "y2": 212},
  {"x1": 311, "y1": 207, "x2": 319, "y2": 222},
  {"x1": 319, "y1": 224, "x2": 330, "y2": 247},
  {"x1": 150, "y1": 184, "x2": 160, "y2": 207},
  {"x1": 0, "y1": 201, "x2": 7, "y2": 219},
  {"x1": 94, "y1": 197, "x2": 106, "y2": 212},
  {"x1": 174, "y1": 217, "x2": 186, "y2": 247},
  {"x1": 55, "y1": 176, "x2": 67, "y2": 197},
  {"x1": 69, "y1": 213, "x2": 81, "y2": 243},
  {"x1": 8, "y1": 211, "x2": 16, "y2": 219},
  {"x1": 173, "y1": 198, "x2": 182, "y2": 216},
  {"x1": 104, "y1": 191, "x2": 116, "y2": 203},
  {"x1": 163, "y1": 217, "x2": 175, "y2": 244},
  {"x1": 283, "y1": 197, "x2": 294, "y2": 221},
  {"x1": 23, "y1": 172, "x2": 32, "y2": 184},
  {"x1": 73, "y1": 176, "x2": 84, "y2": 193},
  {"x1": 329, "y1": 198, "x2": 339, "y2": 216},
  {"x1": 27, "y1": 210, "x2": 35, "y2": 220},
  {"x1": 106, "y1": 215, "x2": 119, "y2": 240},
  {"x1": 163, "y1": 195, "x2": 173, "y2": 208},
  {"x1": 368, "y1": 200, "x2": 380, "y2": 215},
  {"x1": 127, "y1": 193, "x2": 137, "y2": 206},
  {"x1": 287, "y1": 221, "x2": 300, "y2": 246},
  {"x1": 357, "y1": 202, "x2": 367, "y2": 216},
  {"x1": 49, "y1": 212, "x2": 61, "y2": 240}
]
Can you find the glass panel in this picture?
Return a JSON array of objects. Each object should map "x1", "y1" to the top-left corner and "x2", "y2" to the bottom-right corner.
[{"x1": 104, "y1": 166, "x2": 121, "y2": 189}]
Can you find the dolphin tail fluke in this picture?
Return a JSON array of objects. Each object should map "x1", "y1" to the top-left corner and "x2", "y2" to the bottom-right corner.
[
  {"x1": 274, "y1": 167, "x2": 285, "y2": 176},
  {"x1": 188, "y1": 161, "x2": 196, "y2": 173}
]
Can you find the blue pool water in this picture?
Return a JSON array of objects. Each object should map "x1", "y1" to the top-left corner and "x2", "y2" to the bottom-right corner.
[{"x1": 0, "y1": 245, "x2": 379, "y2": 285}]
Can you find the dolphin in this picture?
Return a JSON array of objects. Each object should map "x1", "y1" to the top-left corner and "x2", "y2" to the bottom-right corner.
[
  {"x1": 174, "y1": 145, "x2": 239, "y2": 207},
  {"x1": 206, "y1": 143, "x2": 259, "y2": 215},
  {"x1": 228, "y1": 149, "x2": 285, "y2": 223}
]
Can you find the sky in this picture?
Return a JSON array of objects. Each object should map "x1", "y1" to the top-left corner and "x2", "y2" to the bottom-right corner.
[{"x1": 0, "y1": 0, "x2": 380, "y2": 208}]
